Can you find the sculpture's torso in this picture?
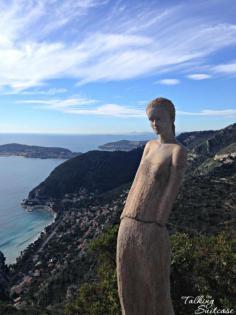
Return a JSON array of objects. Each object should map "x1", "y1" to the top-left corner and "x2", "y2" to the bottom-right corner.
[{"x1": 120, "y1": 139, "x2": 182, "y2": 224}]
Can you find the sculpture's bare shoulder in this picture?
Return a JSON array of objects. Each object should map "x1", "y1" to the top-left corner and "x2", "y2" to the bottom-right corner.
[
  {"x1": 143, "y1": 138, "x2": 188, "y2": 168},
  {"x1": 170, "y1": 141, "x2": 188, "y2": 168},
  {"x1": 139, "y1": 139, "x2": 155, "y2": 158}
]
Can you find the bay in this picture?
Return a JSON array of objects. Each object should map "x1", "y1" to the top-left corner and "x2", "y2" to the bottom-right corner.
[
  {"x1": 0, "y1": 156, "x2": 63, "y2": 265},
  {"x1": 0, "y1": 133, "x2": 154, "y2": 265},
  {"x1": 0, "y1": 132, "x2": 153, "y2": 152}
]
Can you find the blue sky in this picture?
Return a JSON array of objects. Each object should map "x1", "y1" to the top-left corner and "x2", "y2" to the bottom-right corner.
[{"x1": 0, "y1": 0, "x2": 235, "y2": 134}]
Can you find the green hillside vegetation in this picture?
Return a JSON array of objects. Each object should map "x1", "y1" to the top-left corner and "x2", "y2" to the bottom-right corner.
[
  {"x1": 176, "y1": 129, "x2": 216, "y2": 149},
  {"x1": 28, "y1": 148, "x2": 143, "y2": 199},
  {"x1": 217, "y1": 142, "x2": 236, "y2": 154},
  {"x1": 192, "y1": 123, "x2": 235, "y2": 156},
  {"x1": 64, "y1": 225, "x2": 236, "y2": 315},
  {"x1": 1, "y1": 123, "x2": 235, "y2": 314},
  {"x1": 0, "y1": 302, "x2": 59, "y2": 315}
]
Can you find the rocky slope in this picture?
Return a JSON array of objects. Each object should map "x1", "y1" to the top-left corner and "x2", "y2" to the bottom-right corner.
[{"x1": 0, "y1": 251, "x2": 10, "y2": 301}]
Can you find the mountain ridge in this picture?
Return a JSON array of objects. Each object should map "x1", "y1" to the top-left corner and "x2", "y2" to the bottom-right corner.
[{"x1": 23, "y1": 123, "x2": 236, "y2": 209}]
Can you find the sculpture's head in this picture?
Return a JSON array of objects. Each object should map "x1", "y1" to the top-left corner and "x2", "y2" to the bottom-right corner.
[{"x1": 146, "y1": 97, "x2": 176, "y2": 136}]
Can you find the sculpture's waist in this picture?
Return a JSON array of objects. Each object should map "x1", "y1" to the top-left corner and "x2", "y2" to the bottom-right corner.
[{"x1": 120, "y1": 214, "x2": 166, "y2": 228}]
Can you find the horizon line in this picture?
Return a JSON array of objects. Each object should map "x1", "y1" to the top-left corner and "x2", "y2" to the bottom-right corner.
[{"x1": 0, "y1": 125, "x2": 230, "y2": 136}]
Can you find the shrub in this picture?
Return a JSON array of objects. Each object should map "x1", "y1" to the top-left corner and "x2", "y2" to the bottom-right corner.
[{"x1": 64, "y1": 226, "x2": 236, "y2": 315}]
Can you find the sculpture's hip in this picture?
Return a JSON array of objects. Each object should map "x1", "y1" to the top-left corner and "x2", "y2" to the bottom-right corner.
[{"x1": 116, "y1": 216, "x2": 175, "y2": 315}]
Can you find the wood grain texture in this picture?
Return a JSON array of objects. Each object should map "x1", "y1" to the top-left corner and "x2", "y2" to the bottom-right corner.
[{"x1": 116, "y1": 217, "x2": 175, "y2": 315}]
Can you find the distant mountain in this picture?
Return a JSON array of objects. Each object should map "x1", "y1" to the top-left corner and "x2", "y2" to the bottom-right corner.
[
  {"x1": 98, "y1": 124, "x2": 235, "y2": 153},
  {"x1": 177, "y1": 129, "x2": 216, "y2": 149},
  {"x1": 24, "y1": 123, "x2": 235, "y2": 214},
  {"x1": 0, "y1": 143, "x2": 81, "y2": 159},
  {"x1": 98, "y1": 139, "x2": 148, "y2": 151},
  {"x1": 192, "y1": 123, "x2": 236, "y2": 156},
  {"x1": 97, "y1": 129, "x2": 221, "y2": 152}
]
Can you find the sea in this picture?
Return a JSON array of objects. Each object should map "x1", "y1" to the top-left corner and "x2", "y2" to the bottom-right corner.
[{"x1": 0, "y1": 133, "x2": 153, "y2": 265}]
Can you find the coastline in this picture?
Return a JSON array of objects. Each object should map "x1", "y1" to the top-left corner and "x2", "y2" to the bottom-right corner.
[
  {"x1": 0, "y1": 155, "x2": 63, "y2": 266},
  {"x1": 5, "y1": 208, "x2": 58, "y2": 267}
]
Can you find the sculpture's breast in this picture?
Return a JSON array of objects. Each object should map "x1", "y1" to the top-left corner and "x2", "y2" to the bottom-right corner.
[{"x1": 139, "y1": 158, "x2": 171, "y2": 181}]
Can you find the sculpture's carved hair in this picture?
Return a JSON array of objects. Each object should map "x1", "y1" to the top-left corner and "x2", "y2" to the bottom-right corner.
[{"x1": 146, "y1": 97, "x2": 176, "y2": 136}]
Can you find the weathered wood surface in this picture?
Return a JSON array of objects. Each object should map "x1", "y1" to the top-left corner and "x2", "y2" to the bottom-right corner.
[{"x1": 116, "y1": 216, "x2": 175, "y2": 315}]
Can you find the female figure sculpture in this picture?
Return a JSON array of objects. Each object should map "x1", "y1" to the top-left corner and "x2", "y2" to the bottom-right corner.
[{"x1": 116, "y1": 97, "x2": 188, "y2": 315}]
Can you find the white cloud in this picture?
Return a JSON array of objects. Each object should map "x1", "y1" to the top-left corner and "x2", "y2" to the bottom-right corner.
[
  {"x1": 187, "y1": 73, "x2": 211, "y2": 80},
  {"x1": 177, "y1": 109, "x2": 236, "y2": 117},
  {"x1": 156, "y1": 79, "x2": 180, "y2": 85},
  {"x1": 0, "y1": 1, "x2": 236, "y2": 90},
  {"x1": 17, "y1": 97, "x2": 98, "y2": 109},
  {"x1": 17, "y1": 97, "x2": 144, "y2": 117},
  {"x1": 65, "y1": 104, "x2": 145, "y2": 117},
  {"x1": 212, "y1": 62, "x2": 236, "y2": 74},
  {"x1": 17, "y1": 96, "x2": 236, "y2": 118},
  {"x1": 2, "y1": 88, "x2": 68, "y2": 95}
]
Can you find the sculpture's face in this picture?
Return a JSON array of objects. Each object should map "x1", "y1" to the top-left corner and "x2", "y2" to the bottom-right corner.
[{"x1": 146, "y1": 106, "x2": 172, "y2": 135}]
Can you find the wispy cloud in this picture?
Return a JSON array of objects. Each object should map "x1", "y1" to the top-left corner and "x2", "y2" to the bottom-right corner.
[
  {"x1": 187, "y1": 73, "x2": 211, "y2": 80},
  {"x1": 177, "y1": 109, "x2": 236, "y2": 117},
  {"x1": 156, "y1": 79, "x2": 180, "y2": 85},
  {"x1": 212, "y1": 61, "x2": 236, "y2": 74},
  {"x1": 65, "y1": 104, "x2": 145, "y2": 117},
  {"x1": 17, "y1": 96, "x2": 144, "y2": 117},
  {"x1": 17, "y1": 97, "x2": 99, "y2": 109},
  {"x1": 2, "y1": 88, "x2": 68, "y2": 95},
  {"x1": 17, "y1": 96, "x2": 236, "y2": 118},
  {"x1": 0, "y1": 1, "x2": 236, "y2": 90}
]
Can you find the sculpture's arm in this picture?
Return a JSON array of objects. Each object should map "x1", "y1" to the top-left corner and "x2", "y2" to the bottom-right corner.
[
  {"x1": 140, "y1": 140, "x2": 152, "y2": 161},
  {"x1": 129, "y1": 140, "x2": 151, "y2": 184},
  {"x1": 156, "y1": 146, "x2": 188, "y2": 225}
]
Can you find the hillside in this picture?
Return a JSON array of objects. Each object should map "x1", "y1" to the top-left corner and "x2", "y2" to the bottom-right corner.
[
  {"x1": 98, "y1": 139, "x2": 148, "y2": 151},
  {"x1": 0, "y1": 251, "x2": 9, "y2": 301},
  {"x1": 23, "y1": 123, "x2": 235, "y2": 206},
  {"x1": 1, "y1": 123, "x2": 235, "y2": 314},
  {"x1": 25, "y1": 148, "x2": 143, "y2": 203}
]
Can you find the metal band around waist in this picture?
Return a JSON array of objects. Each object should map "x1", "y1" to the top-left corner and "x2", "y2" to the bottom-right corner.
[{"x1": 120, "y1": 215, "x2": 166, "y2": 228}]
